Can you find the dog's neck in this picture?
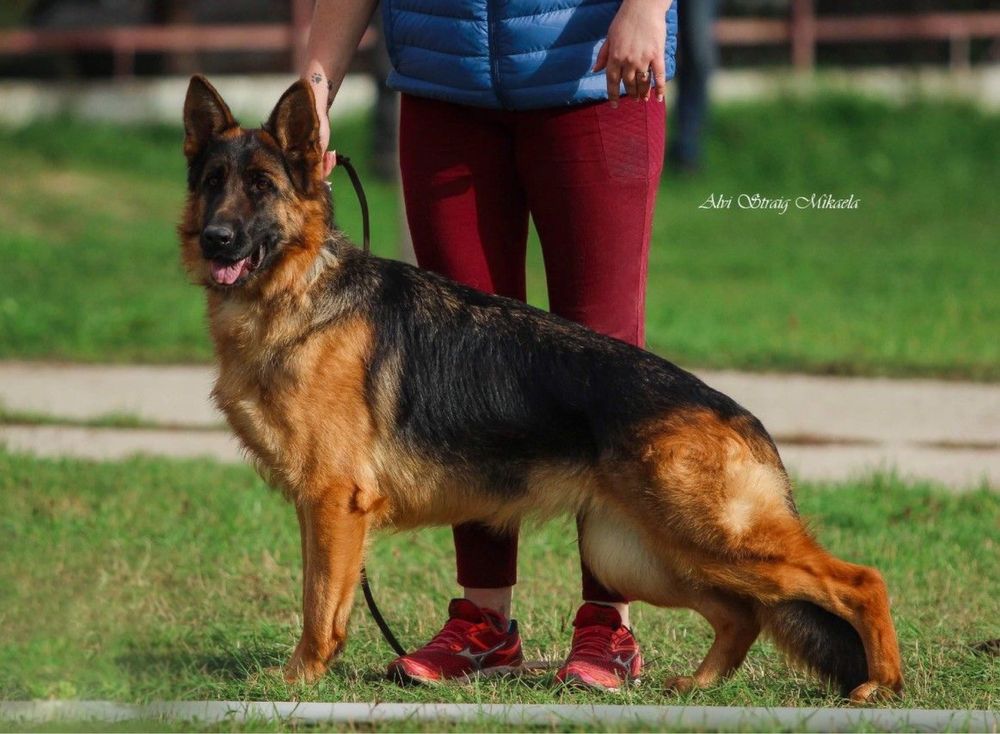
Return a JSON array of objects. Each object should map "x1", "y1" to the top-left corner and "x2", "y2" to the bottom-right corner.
[{"x1": 205, "y1": 228, "x2": 355, "y2": 372}]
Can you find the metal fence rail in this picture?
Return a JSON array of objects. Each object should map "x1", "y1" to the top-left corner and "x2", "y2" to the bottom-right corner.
[
  {"x1": 0, "y1": 25, "x2": 377, "y2": 78},
  {"x1": 716, "y1": 10, "x2": 1000, "y2": 70}
]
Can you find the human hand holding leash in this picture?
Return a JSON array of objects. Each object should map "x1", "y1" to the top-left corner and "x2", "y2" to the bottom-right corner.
[
  {"x1": 305, "y1": 64, "x2": 337, "y2": 177},
  {"x1": 301, "y1": 0, "x2": 381, "y2": 178},
  {"x1": 594, "y1": 0, "x2": 672, "y2": 106}
]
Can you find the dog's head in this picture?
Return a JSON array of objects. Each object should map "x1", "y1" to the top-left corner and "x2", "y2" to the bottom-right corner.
[{"x1": 179, "y1": 75, "x2": 331, "y2": 292}]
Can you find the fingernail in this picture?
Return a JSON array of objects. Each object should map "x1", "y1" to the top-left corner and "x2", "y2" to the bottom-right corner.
[{"x1": 657, "y1": 94, "x2": 664, "y2": 102}]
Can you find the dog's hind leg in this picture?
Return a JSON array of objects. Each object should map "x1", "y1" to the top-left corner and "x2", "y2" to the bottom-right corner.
[
  {"x1": 285, "y1": 485, "x2": 371, "y2": 684},
  {"x1": 718, "y1": 549, "x2": 903, "y2": 702},
  {"x1": 664, "y1": 590, "x2": 760, "y2": 694},
  {"x1": 667, "y1": 478, "x2": 902, "y2": 700},
  {"x1": 636, "y1": 414, "x2": 902, "y2": 700}
]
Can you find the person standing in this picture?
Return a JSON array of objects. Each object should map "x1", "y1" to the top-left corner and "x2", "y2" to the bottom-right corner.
[
  {"x1": 302, "y1": 0, "x2": 677, "y2": 691},
  {"x1": 668, "y1": 0, "x2": 717, "y2": 171}
]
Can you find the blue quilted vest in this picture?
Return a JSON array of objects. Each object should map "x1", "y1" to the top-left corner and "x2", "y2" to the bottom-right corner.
[{"x1": 381, "y1": 0, "x2": 679, "y2": 110}]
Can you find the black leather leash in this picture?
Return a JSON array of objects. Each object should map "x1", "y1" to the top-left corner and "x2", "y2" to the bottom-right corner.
[
  {"x1": 333, "y1": 153, "x2": 406, "y2": 657},
  {"x1": 333, "y1": 154, "x2": 371, "y2": 256},
  {"x1": 361, "y1": 567, "x2": 407, "y2": 657}
]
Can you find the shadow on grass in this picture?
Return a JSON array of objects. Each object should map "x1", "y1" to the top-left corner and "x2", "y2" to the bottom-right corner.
[
  {"x1": 116, "y1": 640, "x2": 289, "y2": 688},
  {"x1": 354, "y1": 667, "x2": 561, "y2": 693},
  {"x1": 117, "y1": 642, "x2": 591, "y2": 702}
]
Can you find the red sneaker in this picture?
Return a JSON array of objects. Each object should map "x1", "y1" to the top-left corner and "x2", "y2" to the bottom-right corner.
[
  {"x1": 387, "y1": 598, "x2": 523, "y2": 684},
  {"x1": 555, "y1": 603, "x2": 642, "y2": 692}
]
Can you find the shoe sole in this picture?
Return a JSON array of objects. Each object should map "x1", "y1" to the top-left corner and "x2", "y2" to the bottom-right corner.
[
  {"x1": 555, "y1": 672, "x2": 642, "y2": 693},
  {"x1": 388, "y1": 663, "x2": 525, "y2": 687}
]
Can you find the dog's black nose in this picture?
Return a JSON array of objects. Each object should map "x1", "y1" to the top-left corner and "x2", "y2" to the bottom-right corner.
[{"x1": 202, "y1": 225, "x2": 234, "y2": 250}]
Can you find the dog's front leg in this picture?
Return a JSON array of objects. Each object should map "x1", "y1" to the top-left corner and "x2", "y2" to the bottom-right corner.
[{"x1": 285, "y1": 488, "x2": 370, "y2": 684}]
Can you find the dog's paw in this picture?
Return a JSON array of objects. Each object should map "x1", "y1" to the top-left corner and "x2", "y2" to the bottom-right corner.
[
  {"x1": 848, "y1": 680, "x2": 902, "y2": 704},
  {"x1": 283, "y1": 653, "x2": 327, "y2": 684},
  {"x1": 663, "y1": 675, "x2": 697, "y2": 694}
]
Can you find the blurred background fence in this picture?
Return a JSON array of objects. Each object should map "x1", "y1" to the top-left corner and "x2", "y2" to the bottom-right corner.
[{"x1": 0, "y1": 0, "x2": 998, "y2": 79}]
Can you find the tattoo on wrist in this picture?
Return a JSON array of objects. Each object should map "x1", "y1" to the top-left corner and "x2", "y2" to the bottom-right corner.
[{"x1": 309, "y1": 72, "x2": 335, "y2": 109}]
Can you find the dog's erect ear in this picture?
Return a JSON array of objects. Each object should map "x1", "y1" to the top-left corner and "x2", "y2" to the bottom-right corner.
[
  {"x1": 265, "y1": 79, "x2": 322, "y2": 193},
  {"x1": 183, "y1": 75, "x2": 237, "y2": 162}
]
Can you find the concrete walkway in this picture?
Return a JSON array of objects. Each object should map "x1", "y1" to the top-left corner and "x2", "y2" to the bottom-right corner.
[
  {"x1": 1, "y1": 362, "x2": 997, "y2": 489},
  {"x1": 2, "y1": 700, "x2": 996, "y2": 732}
]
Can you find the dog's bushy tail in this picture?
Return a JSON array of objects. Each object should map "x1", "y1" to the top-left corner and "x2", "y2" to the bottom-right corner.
[{"x1": 760, "y1": 601, "x2": 868, "y2": 696}]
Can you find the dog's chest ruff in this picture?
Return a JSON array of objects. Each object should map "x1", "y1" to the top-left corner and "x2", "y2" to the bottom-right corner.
[
  {"x1": 209, "y1": 300, "x2": 377, "y2": 501},
  {"x1": 213, "y1": 360, "x2": 306, "y2": 492}
]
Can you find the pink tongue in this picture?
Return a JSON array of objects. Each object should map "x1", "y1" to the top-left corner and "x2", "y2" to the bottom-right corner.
[{"x1": 210, "y1": 258, "x2": 249, "y2": 286}]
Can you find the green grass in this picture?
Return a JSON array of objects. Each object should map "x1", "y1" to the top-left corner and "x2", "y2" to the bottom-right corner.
[
  {"x1": 0, "y1": 94, "x2": 997, "y2": 378},
  {"x1": 0, "y1": 402, "x2": 224, "y2": 432},
  {"x1": 0, "y1": 448, "x2": 997, "y2": 720}
]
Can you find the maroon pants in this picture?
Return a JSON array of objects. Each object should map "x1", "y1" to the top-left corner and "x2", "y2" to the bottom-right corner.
[{"x1": 398, "y1": 93, "x2": 665, "y2": 602}]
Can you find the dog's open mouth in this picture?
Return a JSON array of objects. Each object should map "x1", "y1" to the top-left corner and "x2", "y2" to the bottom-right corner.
[{"x1": 209, "y1": 245, "x2": 265, "y2": 286}]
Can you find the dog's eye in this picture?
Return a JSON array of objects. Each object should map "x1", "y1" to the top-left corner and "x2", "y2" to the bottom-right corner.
[
  {"x1": 253, "y1": 175, "x2": 272, "y2": 193},
  {"x1": 205, "y1": 174, "x2": 222, "y2": 188}
]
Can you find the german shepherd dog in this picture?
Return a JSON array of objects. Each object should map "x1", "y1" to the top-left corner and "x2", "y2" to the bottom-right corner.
[{"x1": 179, "y1": 75, "x2": 903, "y2": 701}]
